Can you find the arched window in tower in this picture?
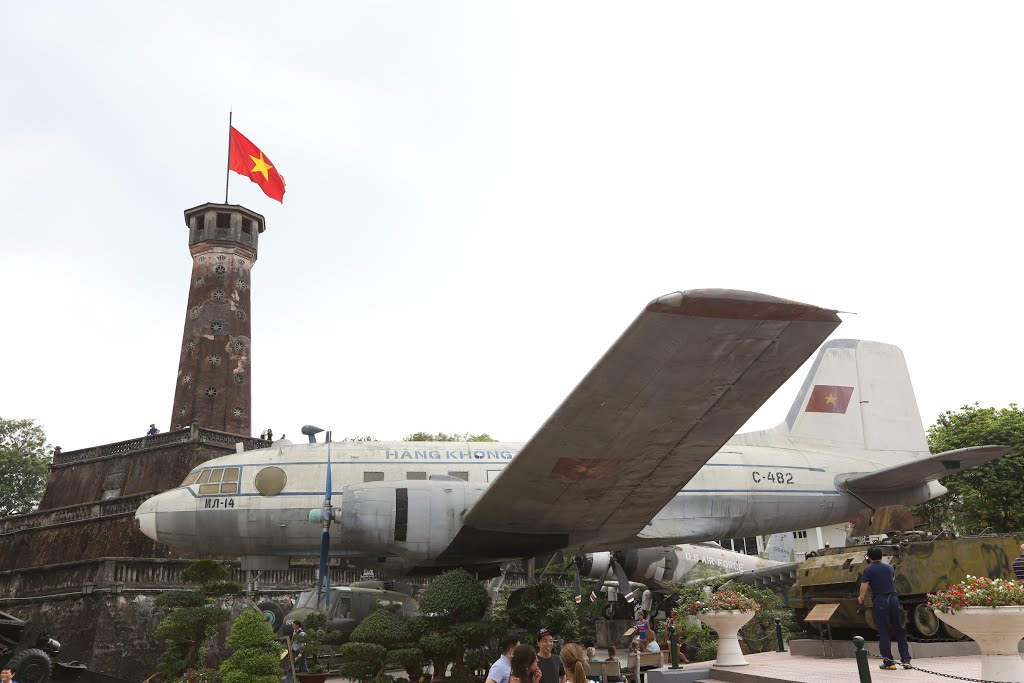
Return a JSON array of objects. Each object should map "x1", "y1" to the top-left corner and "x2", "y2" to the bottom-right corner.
[
  {"x1": 189, "y1": 306, "x2": 201, "y2": 320},
  {"x1": 194, "y1": 277, "x2": 204, "y2": 288},
  {"x1": 233, "y1": 372, "x2": 246, "y2": 385},
  {"x1": 233, "y1": 340, "x2": 246, "y2": 353},
  {"x1": 232, "y1": 407, "x2": 244, "y2": 418},
  {"x1": 207, "y1": 355, "x2": 221, "y2": 366},
  {"x1": 212, "y1": 290, "x2": 225, "y2": 301},
  {"x1": 210, "y1": 321, "x2": 223, "y2": 334},
  {"x1": 205, "y1": 387, "x2": 218, "y2": 398},
  {"x1": 214, "y1": 264, "x2": 227, "y2": 275},
  {"x1": 182, "y1": 373, "x2": 192, "y2": 385},
  {"x1": 185, "y1": 339, "x2": 198, "y2": 352},
  {"x1": 235, "y1": 310, "x2": 246, "y2": 321},
  {"x1": 235, "y1": 278, "x2": 247, "y2": 290}
]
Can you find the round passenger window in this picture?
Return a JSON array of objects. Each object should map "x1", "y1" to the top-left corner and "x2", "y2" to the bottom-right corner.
[{"x1": 254, "y1": 467, "x2": 287, "y2": 496}]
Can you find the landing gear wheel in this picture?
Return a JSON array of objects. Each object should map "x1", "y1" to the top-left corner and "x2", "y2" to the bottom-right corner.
[
  {"x1": 602, "y1": 604, "x2": 617, "y2": 620},
  {"x1": 8, "y1": 648, "x2": 52, "y2": 683},
  {"x1": 909, "y1": 604, "x2": 941, "y2": 639},
  {"x1": 257, "y1": 601, "x2": 284, "y2": 633}
]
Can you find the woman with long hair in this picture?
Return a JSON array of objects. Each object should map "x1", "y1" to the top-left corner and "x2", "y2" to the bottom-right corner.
[
  {"x1": 510, "y1": 644, "x2": 542, "y2": 683},
  {"x1": 559, "y1": 643, "x2": 590, "y2": 683}
]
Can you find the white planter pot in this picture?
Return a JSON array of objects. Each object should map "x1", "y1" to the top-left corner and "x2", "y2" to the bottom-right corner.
[
  {"x1": 936, "y1": 606, "x2": 1024, "y2": 683},
  {"x1": 696, "y1": 610, "x2": 756, "y2": 667}
]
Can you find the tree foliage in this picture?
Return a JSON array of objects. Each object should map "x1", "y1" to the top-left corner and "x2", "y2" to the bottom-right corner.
[
  {"x1": 219, "y1": 608, "x2": 281, "y2": 683},
  {"x1": 340, "y1": 608, "x2": 419, "y2": 683},
  {"x1": 415, "y1": 569, "x2": 505, "y2": 683},
  {"x1": 155, "y1": 561, "x2": 244, "y2": 679},
  {"x1": 506, "y1": 581, "x2": 581, "y2": 645},
  {"x1": 0, "y1": 417, "x2": 50, "y2": 517},
  {"x1": 912, "y1": 404, "x2": 1024, "y2": 533},
  {"x1": 404, "y1": 432, "x2": 497, "y2": 442}
]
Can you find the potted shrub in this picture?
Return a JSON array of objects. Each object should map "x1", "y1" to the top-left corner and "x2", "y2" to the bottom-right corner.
[
  {"x1": 686, "y1": 590, "x2": 760, "y2": 667},
  {"x1": 928, "y1": 576, "x2": 1024, "y2": 682}
]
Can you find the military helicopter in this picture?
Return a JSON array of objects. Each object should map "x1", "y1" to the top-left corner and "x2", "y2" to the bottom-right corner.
[{"x1": 259, "y1": 578, "x2": 418, "y2": 638}]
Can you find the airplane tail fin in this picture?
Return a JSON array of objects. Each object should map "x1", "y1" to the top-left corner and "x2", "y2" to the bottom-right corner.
[{"x1": 778, "y1": 339, "x2": 929, "y2": 457}]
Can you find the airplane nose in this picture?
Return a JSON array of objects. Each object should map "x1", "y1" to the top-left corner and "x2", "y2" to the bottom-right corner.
[{"x1": 136, "y1": 495, "x2": 158, "y2": 541}]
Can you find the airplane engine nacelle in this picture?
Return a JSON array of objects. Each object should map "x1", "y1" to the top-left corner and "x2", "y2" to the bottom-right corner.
[
  {"x1": 339, "y1": 478, "x2": 486, "y2": 562},
  {"x1": 578, "y1": 549, "x2": 641, "y2": 580},
  {"x1": 579, "y1": 552, "x2": 612, "y2": 580}
]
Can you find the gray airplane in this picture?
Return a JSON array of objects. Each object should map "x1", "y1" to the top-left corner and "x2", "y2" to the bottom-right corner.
[{"x1": 136, "y1": 289, "x2": 1009, "y2": 576}]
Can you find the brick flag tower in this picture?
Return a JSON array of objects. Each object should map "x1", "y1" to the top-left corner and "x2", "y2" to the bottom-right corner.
[{"x1": 170, "y1": 203, "x2": 265, "y2": 434}]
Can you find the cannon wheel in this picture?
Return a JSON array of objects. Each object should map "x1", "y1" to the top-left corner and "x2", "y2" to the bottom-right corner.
[
  {"x1": 7, "y1": 648, "x2": 52, "y2": 683},
  {"x1": 908, "y1": 604, "x2": 941, "y2": 639},
  {"x1": 257, "y1": 601, "x2": 284, "y2": 633}
]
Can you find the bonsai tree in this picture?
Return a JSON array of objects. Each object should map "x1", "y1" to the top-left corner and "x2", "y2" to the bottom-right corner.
[
  {"x1": 415, "y1": 569, "x2": 506, "y2": 683},
  {"x1": 338, "y1": 607, "x2": 420, "y2": 683},
  {"x1": 506, "y1": 581, "x2": 581, "y2": 644},
  {"x1": 219, "y1": 608, "x2": 282, "y2": 683},
  {"x1": 154, "y1": 560, "x2": 245, "y2": 679},
  {"x1": 297, "y1": 611, "x2": 333, "y2": 674}
]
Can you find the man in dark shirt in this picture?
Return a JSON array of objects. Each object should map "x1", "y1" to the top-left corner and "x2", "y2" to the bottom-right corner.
[
  {"x1": 1014, "y1": 544, "x2": 1024, "y2": 581},
  {"x1": 858, "y1": 547, "x2": 911, "y2": 670},
  {"x1": 536, "y1": 628, "x2": 565, "y2": 683}
]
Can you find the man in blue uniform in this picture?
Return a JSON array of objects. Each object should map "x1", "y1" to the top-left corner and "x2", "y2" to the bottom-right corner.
[{"x1": 858, "y1": 546, "x2": 911, "y2": 670}]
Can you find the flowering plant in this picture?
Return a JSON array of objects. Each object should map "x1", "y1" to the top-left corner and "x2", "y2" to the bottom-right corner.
[
  {"x1": 686, "y1": 590, "x2": 760, "y2": 615},
  {"x1": 927, "y1": 576, "x2": 1024, "y2": 613}
]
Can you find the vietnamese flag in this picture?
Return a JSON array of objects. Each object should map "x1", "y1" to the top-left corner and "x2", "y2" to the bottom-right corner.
[
  {"x1": 805, "y1": 385, "x2": 854, "y2": 413},
  {"x1": 228, "y1": 127, "x2": 286, "y2": 202}
]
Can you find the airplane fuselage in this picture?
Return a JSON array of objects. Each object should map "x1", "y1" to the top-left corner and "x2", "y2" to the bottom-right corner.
[{"x1": 135, "y1": 437, "x2": 945, "y2": 574}]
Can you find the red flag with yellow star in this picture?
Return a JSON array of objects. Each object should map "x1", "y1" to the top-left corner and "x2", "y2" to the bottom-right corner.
[
  {"x1": 228, "y1": 127, "x2": 286, "y2": 202},
  {"x1": 805, "y1": 385, "x2": 854, "y2": 413}
]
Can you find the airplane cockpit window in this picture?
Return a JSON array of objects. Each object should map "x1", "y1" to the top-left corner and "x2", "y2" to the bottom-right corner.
[
  {"x1": 197, "y1": 467, "x2": 241, "y2": 495},
  {"x1": 254, "y1": 466, "x2": 287, "y2": 496},
  {"x1": 180, "y1": 471, "x2": 200, "y2": 486}
]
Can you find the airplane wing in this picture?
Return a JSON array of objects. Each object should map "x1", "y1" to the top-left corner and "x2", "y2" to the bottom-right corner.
[
  {"x1": 839, "y1": 445, "x2": 1012, "y2": 493},
  {"x1": 443, "y1": 289, "x2": 841, "y2": 560}
]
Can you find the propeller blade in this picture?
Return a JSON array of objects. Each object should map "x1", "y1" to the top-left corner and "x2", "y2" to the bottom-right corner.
[
  {"x1": 317, "y1": 528, "x2": 330, "y2": 608},
  {"x1": 317, "y1": 433, "x2": 333, "y2": 608},
  {"x1": 573, "y1": 557, "x2": 583, "y2": 603},
  {"x1": 611, "y1": 557, "x2": 635, "y2": 603},
  {"x1": 325, "y1": 435, "x2": 333, "y2": 503}
]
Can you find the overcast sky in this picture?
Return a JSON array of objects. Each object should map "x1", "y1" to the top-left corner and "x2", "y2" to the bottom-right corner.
[{"x1": 2, "y1": 2, "x2": 1022, "y2": 453}]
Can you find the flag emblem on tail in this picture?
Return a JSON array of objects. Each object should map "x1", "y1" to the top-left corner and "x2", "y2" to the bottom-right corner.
[{"x1": 805, "y1": 385, "x2": 854, "y2": 413}]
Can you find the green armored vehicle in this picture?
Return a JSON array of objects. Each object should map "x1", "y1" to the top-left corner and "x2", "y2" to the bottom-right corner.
[{"x1": 790, "y1": 531, "x2": 1024, "y2": 640}]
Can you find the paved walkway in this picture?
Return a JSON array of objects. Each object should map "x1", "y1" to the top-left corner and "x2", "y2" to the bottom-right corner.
[{"x1": 677, "y1": 650, "x2": 1000, "y2": 683}]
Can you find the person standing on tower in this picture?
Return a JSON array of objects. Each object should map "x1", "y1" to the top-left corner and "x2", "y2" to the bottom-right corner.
[
  {"x1": 266, "y1": 428, "x2": 273, "y2": 441},
  {"x1": 146, "y1": 424, "x2": 160, "y2": 436}
]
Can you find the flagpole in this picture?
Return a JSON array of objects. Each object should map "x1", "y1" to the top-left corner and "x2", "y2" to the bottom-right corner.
[{"x1": 224, "y1": 110, "x2": 233, "y2": 204}]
